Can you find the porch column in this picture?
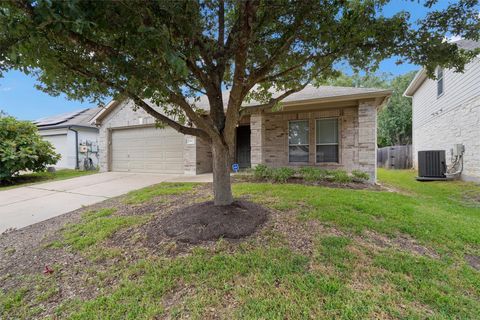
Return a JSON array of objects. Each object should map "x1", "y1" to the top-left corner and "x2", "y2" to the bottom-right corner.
[
  {"x1": 250, "y1": 111, "x2": 265, "y2": 167},
  {"x1": 183, "y1": 135, "x2": 197, "y2": 175},
  {"x1": 358, "y1": 100, "x2": 377, "y2": 182}
]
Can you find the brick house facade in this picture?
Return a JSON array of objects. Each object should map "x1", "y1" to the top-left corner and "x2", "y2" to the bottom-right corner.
[{"x1": 92, "y1": 86, "x2": 390, "y2": 182}]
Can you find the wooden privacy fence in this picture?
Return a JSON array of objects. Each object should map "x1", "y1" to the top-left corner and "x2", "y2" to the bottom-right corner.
[{"x1": 377, "y1": 145, "x2": 413, "y2": 169}]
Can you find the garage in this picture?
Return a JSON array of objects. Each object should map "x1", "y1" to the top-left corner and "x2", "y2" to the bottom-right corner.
[
  {"x1": 42, "y1": 134, "x2": 69, "y2": 168},
  {"x1": 110, "y1": 126, "x2": 184, "y2": 174}
]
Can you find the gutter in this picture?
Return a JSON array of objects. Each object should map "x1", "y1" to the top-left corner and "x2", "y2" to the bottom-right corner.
[
  {"x1": 403, "y1": 69, "x2": 428, "y2": 97},
  {"x1": 38, "y1": 124, "x2": 98, "y2": 131},
  {"x1": 68, "y1": 127, "x2": 80, "y2": 170},
  {"x1": 244, "y1": 90, "x2": 393, "y2": 113}
]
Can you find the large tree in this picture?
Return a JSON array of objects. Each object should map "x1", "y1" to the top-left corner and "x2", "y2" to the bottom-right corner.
[{"x1": 1, "y1": 0, "x2": 478, "y2": 205}]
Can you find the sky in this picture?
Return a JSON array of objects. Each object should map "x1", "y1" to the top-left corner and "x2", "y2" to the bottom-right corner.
[{"x1": 0, "y1": 1, "x2": 456, "y2": 120}]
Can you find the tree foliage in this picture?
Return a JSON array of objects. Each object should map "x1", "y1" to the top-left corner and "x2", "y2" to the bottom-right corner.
[
  {"x1": 0, "y1": 0, "x2": 478, "y2": 204},
  {"x1": 0, "y1": 116, "x2": 60, "y2": 182},
  {"x1": 321, "y1": 71, "x2": 416, "y2": 147},
  {"x1": 377, "y1": 72, "x2": 416, "y2": 147}
]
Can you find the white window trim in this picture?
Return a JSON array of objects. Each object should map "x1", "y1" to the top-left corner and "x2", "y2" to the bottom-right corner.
[
  {"x1": 436, "y1": 67, "x2": 444, "y2": 98},
  {"x1": 315, "y1": 117, "x2": 340, "y2": 164},
  {"x1": 288, "y1": 120, "x2": 309, "y2": 163}
]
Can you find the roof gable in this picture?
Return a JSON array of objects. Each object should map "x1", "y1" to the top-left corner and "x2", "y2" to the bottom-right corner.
[{"x1": 404, "y1": 39, "x2": 480, "y2": 97}]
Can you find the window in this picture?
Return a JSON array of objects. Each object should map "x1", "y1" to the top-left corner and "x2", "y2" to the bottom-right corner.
[
  {"x1": 288, "y1": 120, "x2": 309, "y2": 162},
  {"x1": 437, "y1": 67, "x2": 444, "y2": 97},
  {"x1": 316, "y1": 118, "x2": 339, "y2": 163}
]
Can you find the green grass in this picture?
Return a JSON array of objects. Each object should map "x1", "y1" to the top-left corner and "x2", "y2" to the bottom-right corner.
[
  {"x1": 234, "y1": 169, "x2": 480, "y2": 254},
  {"x1": 53, "y1": 246, "x2": 380, "y2": 319},
  {"x1": 50, "y1": 208, "x2": 149, "y2": 251},
  {"x1": 0, "y1": 274, "x2": 60, "y2": 318},
  {"x1": 0, "y1": 169, "x2": 98, "y2": 190},
  {"x1": 123, "y1": 182, "x2": 197, "y2": 204},
  {"x1": 3, "y1": 171, "x2": 480, "y2": 319}
]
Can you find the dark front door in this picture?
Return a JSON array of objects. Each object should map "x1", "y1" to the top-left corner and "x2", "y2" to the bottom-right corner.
[{"x1": 236, "y1": 125, "x2": 251, "y2": 169}]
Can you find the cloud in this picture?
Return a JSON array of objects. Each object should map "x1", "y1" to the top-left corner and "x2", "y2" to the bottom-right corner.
[
  {"x1": 447, "y1": 35, "x2": 463, "y2": 43},
  {"x1": 0, "y1": 87, "x2": 12, "y2": 92}
]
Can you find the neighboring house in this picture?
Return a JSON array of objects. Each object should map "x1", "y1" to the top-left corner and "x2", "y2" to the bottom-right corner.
[
  {"x1": 34, "y1": 108, "x2": 101, "y2": 170},
  {"x1": 404, "y1": 39, "x2": 480, "y2": 181},
  {"x1": 92, "y1": 85, "x2": 391, "y2": 182}
]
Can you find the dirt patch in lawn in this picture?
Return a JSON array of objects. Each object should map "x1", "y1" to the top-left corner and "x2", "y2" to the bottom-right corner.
[
  {"x1": 465, "y1": 254, "x2": 480, "y2": 270},
  {"x1": 461, "y1": 190, "x2": 480, "y2": 207},
  {"x1": 159, "y1": 200, "x2": 268, "y2": 244},
  {"x1": 360, "y1": 230, "x2": 440, "y2": 259}
]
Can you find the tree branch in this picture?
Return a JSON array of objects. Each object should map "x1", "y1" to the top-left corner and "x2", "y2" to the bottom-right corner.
[
  {"x1": 222, "y1": 0, "x2": 259, "y2": 154},
  {"x1": 129, "y1": 95, "x2": 210, "y2": 140},
  {"x1": 56, "y1": 57, "x2": 210, "y2": 140},
  {"x1": 218, "y1": 0, "x2": 225, "y2": 46},
  {"x1": 164, "y1": 88, "x2": 221, "y2": 139}
]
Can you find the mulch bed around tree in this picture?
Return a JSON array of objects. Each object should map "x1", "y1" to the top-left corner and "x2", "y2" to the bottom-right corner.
[{"x1": 161, "y1": 200, "x2": 268, "y2": 244}]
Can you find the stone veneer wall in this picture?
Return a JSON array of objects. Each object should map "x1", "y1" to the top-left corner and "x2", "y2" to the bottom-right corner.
[
  {"x1": 98, "y1": 99, "x2": 208, "y2": 174},
  {"x1": 413, "y1": 95, "x2": 480, "y2": 182},
  {"x1": 250, "y1": 100, "x2": 378, "y2": 182},
  {"x1": 195, "y1": 137, "x2": 213, "y2": 174}
]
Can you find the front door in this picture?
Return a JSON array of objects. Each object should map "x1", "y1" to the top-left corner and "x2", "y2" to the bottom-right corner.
[{"x1": 236, "y1": 125, "x2": 251, "y2": 169}]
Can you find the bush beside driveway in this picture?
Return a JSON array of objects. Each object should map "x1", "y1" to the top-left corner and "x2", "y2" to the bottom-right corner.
[{"x1": 1, "y1": 169, "x2": 479, "y2": 319}]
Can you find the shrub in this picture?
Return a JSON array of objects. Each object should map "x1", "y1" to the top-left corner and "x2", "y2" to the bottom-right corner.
[
  {"x1": 298, "y1": 167, "x2": 328, "y2": 182},
  {"x1": 351, "y1": 170, "x2": 370, "y2": 181},
  {"x1": 328, "y1": 170, "x2": 352, "y2": 183},
  {"x1": 253, "y1": 164, "x2": 272, "y2": 180},
  {"x1": 0, "y1": 116, "x2": 60, "y2": 183},
  {"x1": 271, "y1": 167, "x2": 295, "y2": 183}
]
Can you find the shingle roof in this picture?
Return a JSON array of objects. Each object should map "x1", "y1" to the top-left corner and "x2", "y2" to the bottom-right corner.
[
  {"x1": 194, "y1": 85, "x2": 391, "y2": 110},
  {"x1": 454, "y1": 39, "x2": 480, "y2": 51},
  {"x1": 35, "y1": 108, "x2": 101, "y2": 130}
]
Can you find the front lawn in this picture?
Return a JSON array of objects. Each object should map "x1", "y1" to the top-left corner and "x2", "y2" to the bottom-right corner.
[
  {"x1": 1, "y1": 169, "x2": 479, "y2": 319},
  {"x1": 0, "y1": 169, "x2": 98, "y2": 190}
]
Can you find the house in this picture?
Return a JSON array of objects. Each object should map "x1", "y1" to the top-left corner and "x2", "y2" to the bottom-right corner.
[
  {"x1": 91, "y1": 85, "x2": 391, "y2": 182},
  {"x1": 34, "y1": 108, "x2": 101, "y2": 170},
  {"x1": 404, "y1": 39, "x2": 480, "y2": 181}
]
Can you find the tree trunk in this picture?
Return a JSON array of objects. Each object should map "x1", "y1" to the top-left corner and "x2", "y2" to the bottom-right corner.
[{"x1": 211, "y1": 142, "x2": 234, "y2": 205}]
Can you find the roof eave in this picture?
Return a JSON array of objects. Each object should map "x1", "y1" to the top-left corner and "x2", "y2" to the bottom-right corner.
[
  {"x1": 90, "y1": 99, "x2": 123, "y2": 125},
  {"x1": 404, "y1": 69, "x2": 427, "y2": 97},
  {"x1": 38, "y1": 124, "x2": 98, "y2": 131},
  {"x1": 245, "y1": 90, "x2": 392, "y2": 111}
]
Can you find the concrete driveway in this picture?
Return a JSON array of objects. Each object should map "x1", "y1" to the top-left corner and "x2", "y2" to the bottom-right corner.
[{"x1": 0, "y1": 172, "x2": 212, "y2": 233}]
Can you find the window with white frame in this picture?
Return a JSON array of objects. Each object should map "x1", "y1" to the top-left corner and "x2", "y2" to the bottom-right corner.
[
  {"x1": 437, "y1": 67, "x2": 444, "y2": 97},
  {"x1": 316, "y1": 118, "x2": 339, "y2": 163},
  {"x1": 288, "y1": 120, "x2": 309, "y2": 162}
]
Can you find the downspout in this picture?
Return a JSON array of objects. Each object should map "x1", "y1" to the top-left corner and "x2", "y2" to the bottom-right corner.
[{"x1": 68, "y1": 126, "x2": 80, "y2": 170}]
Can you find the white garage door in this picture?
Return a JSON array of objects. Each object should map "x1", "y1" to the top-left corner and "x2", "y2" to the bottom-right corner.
[
  {"x1": 42, "y1": 134, "x2": 69, "y2": 168},
  {"x1": 111, "y1": 126, "x2": 184, "y2": 174}
]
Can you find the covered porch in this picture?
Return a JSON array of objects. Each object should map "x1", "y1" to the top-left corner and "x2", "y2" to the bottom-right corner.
[{"x1": 234, "y1": 99, "x2": 380, "y2": 182}]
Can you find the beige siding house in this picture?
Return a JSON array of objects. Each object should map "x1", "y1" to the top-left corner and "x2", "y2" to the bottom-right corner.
[
  {"x1": 91, "y1": 85, "x2": 391, "y2": 182},
  {"x1": 404, "y1": 39, "x2": 480, "y2": 181}
]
